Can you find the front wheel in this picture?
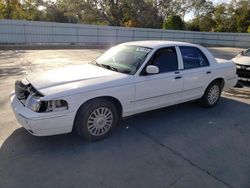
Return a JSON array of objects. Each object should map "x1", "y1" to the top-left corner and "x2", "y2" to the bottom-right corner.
[
  {"x1": 74, "y1": 99, "x2": 118, "y2": 141},
  {"x1": 200, "y1": 82, "x2": 222, "y2": 107}
]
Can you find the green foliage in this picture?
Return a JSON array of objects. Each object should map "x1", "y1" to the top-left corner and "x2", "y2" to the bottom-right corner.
[
  {"x1": 0, "y1": 0, "x2": 6, "y2": 19},
  {"x1": 185, "y1": 19, "x2": 200, "y2": 31},
  {"x1": 248, "y1": 25, "x2": 250, "y2": 33},
  {"x1": 185, "y1": 0, "x2": 215, "y2": 32},
  {"x1": 0, "y1": 0, "x2": 249, "y2": 33},
  {"x1": 187, "y1": 0, "x2": 250, "y2": 33},
  {"x1": 163, "y1": 15, "x2": 184, "y2": 30},
  {"x1": 122, "y1": 0, "x2": 162, "y2": 28},
  {"x1": 234, "y1": 1, "x2": 250, "y2": 32}
]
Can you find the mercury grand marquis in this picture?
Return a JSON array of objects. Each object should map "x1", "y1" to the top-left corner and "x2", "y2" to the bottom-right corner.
[{"x1": 10, "y1": 41, "x2": 238, "y2": 141}]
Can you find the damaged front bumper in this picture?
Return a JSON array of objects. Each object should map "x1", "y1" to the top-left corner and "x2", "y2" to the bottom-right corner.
[{"x1": 10, "y1": 92, "x2": 75, "y2": 136}]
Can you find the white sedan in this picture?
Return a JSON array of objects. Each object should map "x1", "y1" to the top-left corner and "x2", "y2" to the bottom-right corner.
[
  {"x1": 10, "y1": 41, "x2": 238, "y2": 141},
  {"x1": 232, "y1": 48, "x2": 250, "y2": 82}
]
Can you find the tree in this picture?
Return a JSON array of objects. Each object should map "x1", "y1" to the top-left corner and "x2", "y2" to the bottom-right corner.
[
  {"x1": 0, "y1": 0, "x2": 6, "y2": 19},
  {"x1": 157, "y1": 0, "x2": 175, "y2": 18},
  {"x1": 185, "y1": 19, "x2": 200, "y2": 31},
  {"x1": 176, "y1": 0, "x2": 194, "y2": 20},
  {"x1": 164, "y1": 15, "x2": 184, "y2": 30},
  {"x1": 0, "y1": 0, "x2": 248, "y2": 33},
  {"x1": 0, "y1": 0, "x2": 41, "y2": 20},
  {"x1": 186, "y1": 0, "x2": 215, "y2": 32},
  {"x1": 192, "y1": 0, "x2": 213, "y2": 17},
  {"x1": 4, "y1": 0, "x2": 26, "y2": 19},
  {"x1": 122, "y1": 0, "x2": 162, "y2": 28},
  {"x1": 213, "y1": 4, "x2": 228, "y2": 32},
  {"x1": 42, "y1": 1, "x2": 69, "y2": 23},
  {"x1": 93, "y1": 0, "x2": 124, "y2": 26},
  {"x1": 56, "y1": 0, "x2": 102, "y2": 24},
  {"x1": 22, "y1": 0, "x2": 42, "y2": 20},
  {"x1": 212, "y1": 0, "x2": 250, "y2": 33},
  {"x1": 199, "y1": 15, "x2": 216, "y2": 31},
  {"x1": 234, "y1": 0, "x2": 250, "y2": 32}
]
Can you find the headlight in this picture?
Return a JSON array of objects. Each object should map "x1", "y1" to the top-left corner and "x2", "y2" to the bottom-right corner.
[
  {"x1": 26, "y1": 96, "x2": 68, "y2": 112},
  {"x1": 27, "y1": 96, "x2": 41, "y2": 112},
  {"x1": 43, "y1": 100, "x2": 68, "y2": 112}
]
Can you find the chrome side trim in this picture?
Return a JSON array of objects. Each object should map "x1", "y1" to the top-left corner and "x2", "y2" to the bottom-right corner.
[
  {"x1": 19, "y1": 113, "x2": 73, "y2": 121},
  {"x1": 131, "y1": 86, "x2": 202, "y2": 103},
  {"x1": 32, "y1": 114, "x2": 73, "y2": 120}
]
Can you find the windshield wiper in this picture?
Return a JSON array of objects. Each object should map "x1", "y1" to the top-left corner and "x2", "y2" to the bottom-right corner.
[
  {"x1": 103, "y1": 64, "x2": 119, "y2": 72},
  {"x1": 91, "y1": 60, "x2": 119, "y2": 72},
  {"x1": 99, "y1": 63, "x2": 119, "y2": 72}
]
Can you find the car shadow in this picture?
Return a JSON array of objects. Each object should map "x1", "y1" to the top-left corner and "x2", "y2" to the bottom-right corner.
[
  {"x1": 1, "y1": 97, "x2": 249, "y2": 158},
  {"x1": 0, "y1": 97, "x2": 250, "y2": 187},
  {"x1": 0, "y1": 67, "x2": 28, "y2": 77},
  {"x1": 0, "y1": 50, "x2": 28, "y2": 78},
  {"x1": 240, "y1": 81, "x2": 250, "y2": 87}
]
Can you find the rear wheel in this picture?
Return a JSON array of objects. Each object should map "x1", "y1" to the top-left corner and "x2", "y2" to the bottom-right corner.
[
  {"x1": 200, "y1": 81, "x2": 222, "y2": 107},
  {"x1": 74, "y1": 99, "x2": 118, "y2": 141}
]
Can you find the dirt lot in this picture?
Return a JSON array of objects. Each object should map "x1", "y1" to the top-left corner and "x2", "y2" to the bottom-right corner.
[{"x1": 0, "y1": 47, "x2": 249, "y2": 188}]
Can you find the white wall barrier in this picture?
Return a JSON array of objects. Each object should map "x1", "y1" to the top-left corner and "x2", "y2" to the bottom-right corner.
[{"x1": 0, "y1": 19, "x2": 249, "y2": 47}]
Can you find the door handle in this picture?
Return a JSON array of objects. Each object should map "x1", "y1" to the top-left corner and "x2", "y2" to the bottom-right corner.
[
  {"x1": 206, "y1": 71, "x2": 212, "y2": 74},
  {"x1": 175, "y1": 76, "x2": 182, "y2": 79}
]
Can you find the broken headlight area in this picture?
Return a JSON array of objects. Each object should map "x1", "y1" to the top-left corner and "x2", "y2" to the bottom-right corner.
[
  {"x1": 41, "y1": 100, "x2": 68, "y2": 112},
  {"x1": 27, "y1": 96, "x2": 68, "y2": 113},
  {"x1": 26, "y1": 95, "x2": 42, "y2": 112},
  {"x1": 15, "y1": 79, "x2": 68, "y2": 113}
]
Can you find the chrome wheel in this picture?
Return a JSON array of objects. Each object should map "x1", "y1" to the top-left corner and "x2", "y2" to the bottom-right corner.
[
  {"x1": 87, "y1": 107, "x2": 113, "y2": 136},
  {"x1": 207, "y1": 85, "x2": 220, "y2": 105}
]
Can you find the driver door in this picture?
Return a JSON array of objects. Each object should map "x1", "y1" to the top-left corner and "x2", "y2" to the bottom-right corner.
[{"x1": 134, "y1": 47, "x2": 183, "y2": 114}]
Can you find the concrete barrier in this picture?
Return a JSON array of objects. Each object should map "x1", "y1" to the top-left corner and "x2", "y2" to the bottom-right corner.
[{"x1": 0, "y1": 19, "x2": 249, "y2": 48}]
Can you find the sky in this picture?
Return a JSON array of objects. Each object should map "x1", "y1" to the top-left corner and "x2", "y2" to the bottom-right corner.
[
  {"x1": 213, "y1": 0, "x2": 231, "y2": 4},
  {"x1": 184, "y1": 0, "x2": 231, "y2": 21}
]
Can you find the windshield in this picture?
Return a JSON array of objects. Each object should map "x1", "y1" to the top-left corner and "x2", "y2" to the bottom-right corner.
[
  {"x1": 242, "y1": 49, "x2": 250, "y2": 56},
  {"x1": 93, "y1": 45, "x2": 151, "y2": 75}
]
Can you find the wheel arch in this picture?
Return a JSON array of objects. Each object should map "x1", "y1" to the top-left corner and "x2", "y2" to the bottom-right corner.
[
  {"x1": 75, "y1": 96, "x2": 123, "y2": 120},
  {"x1": 200, "y1": 77, "x2": 225, "y2": 107},
  {"x1": 73, "y1": 96, "x2": 122, "y2": 139},
  {"x1": 208, "y1": 77, "x2": 225, "y2": 90}
]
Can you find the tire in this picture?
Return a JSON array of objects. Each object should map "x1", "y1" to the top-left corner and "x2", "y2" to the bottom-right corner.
[
  {"x1": 74, "y1": 99, "x2": 119, "y2": 141},
  {"x1": 200, "y1": 81, "x2": 222, "y2": 108}
]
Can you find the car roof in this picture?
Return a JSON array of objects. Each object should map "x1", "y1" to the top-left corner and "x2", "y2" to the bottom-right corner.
[{"x1": 120, "y1": 40, "x2": 199, "y2": 49}]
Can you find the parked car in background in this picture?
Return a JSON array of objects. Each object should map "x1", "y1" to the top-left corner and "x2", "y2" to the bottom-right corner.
[
  {"x1": 10, "y1": 41, "x2": 238, "y2": 141},
  {"x1": 232, "y1": 48, "x2": 250, "y2": 82}
]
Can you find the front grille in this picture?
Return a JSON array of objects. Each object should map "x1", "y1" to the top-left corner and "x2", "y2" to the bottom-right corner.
[
  {"x1": 236, "y1": 63, "x2": 250, "y2": 79},
  {"x1": 237, "y1": 69, "x2": 250, "y2": 79}
]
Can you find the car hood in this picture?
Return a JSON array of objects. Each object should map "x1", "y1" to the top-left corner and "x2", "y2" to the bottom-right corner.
[
  {"x1": 232, "y1": 55, "x2": 250, "y2": 66},
  {"x1": 26, "y1": 64, "x2": 127, "y2": 96}
]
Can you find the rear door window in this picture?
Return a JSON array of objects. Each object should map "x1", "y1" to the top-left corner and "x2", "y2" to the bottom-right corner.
[{"x1": 179, "y1": 46, "x2": 209, "y2": 69}]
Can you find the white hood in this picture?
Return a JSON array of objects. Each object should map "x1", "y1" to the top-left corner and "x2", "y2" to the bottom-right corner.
[
  {"x1": 26, "y1": 64, "x2": 126, "y2": 96},
  {"x1": 232, "y1": 55, "x2": 250, "y2": 66}
]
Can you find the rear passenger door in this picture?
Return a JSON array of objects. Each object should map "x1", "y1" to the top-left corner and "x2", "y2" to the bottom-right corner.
[{"x1": 178, "y1": 46, "x2": 212, "y2": 101}]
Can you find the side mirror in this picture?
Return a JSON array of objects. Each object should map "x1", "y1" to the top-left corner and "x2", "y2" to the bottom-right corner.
[
  {"x1": 240, "y1": 51, "x2": 244, "y2": 55},
  {"x1": 146, "y1": 65, "x2": 159, "y2": 74}
]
